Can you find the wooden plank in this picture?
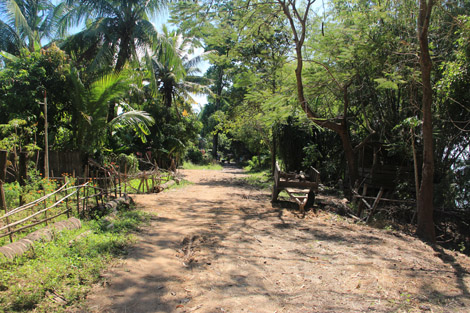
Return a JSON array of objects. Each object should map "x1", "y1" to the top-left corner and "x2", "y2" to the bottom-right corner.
[
  {"x1": 353, "y1": 195, "x2": 415, "y2": 204},
  {"x1": 285, "y1": 189, "x2": 303, "y2": 205},
  {"x1": 278, "y1": 181, "x2": 318, "y2": 188}
]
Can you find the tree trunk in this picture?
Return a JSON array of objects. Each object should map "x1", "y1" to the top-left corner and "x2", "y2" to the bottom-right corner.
[
  {"x1": 107, "y1": 102, "x2": 116, "y2": 124},
  {"x1": 338, "y1": 122, "x2": 358, "y2": 188},
  {"x1": 416, "y1": 0, "x2": 436, "y2": 242},
  {"x1": 212, "y1": 132, "x2": 219, "y2": 160}
]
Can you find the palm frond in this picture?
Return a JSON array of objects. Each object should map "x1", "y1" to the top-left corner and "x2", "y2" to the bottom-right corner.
[
  {"x1": 109, "y1": 109, "x2": 155, "y2": 143},
  {"x1": 5, "y1": 0, "x2": 36, "y2": 44}
]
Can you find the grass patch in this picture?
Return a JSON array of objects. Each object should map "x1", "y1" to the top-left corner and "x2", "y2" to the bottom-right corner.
[
  {"x1": 0, "y1": 208, "x2": 150, "y2": 312},
  {"x1": 242, "y1": 169, "x2": 272, "y2": 190},
  {"x1": 181, "y1": 161, "x2": 223, "y2": 170},
  {"x1": 123, "y1": 175, "x2": 172, "y2": 193},
  {"x1": 166, "y1": 179, "x2": 193, "y2": 190}
]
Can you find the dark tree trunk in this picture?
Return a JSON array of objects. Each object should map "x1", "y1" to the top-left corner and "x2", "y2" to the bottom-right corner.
[
  {"x1": 107, "y1": 102, "x2": 116, "y2": 124},
  {"x1": 416, "y1": 0, "x2": 436, "y2": 242},
  {"x1": 212, "y1": 132, "x2": 219, "y2": 160}
]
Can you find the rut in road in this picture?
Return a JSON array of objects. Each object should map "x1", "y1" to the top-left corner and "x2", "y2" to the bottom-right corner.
[{"x1": 83, "y1": 167, "x2": 470, "y2": 313}]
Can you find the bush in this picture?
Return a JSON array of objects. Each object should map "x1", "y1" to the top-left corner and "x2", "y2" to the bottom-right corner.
[
  {"x1": 117, "y1": 153, "x2": 139, "y2": 174},
  {"x1": 246, "y1": 155, "x2": 270, "y2": 172},
  {"x1": 185, "y1": 146, "x2": 204, "y2": 164}
]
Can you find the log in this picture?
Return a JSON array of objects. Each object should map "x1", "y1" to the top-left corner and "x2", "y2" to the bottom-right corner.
[
  {"x1": 160, "y1": 180, "x2": 176, "y2": 190},
  {"x1": 0, "y1": 217, "x2": 81, "y2": 260}
]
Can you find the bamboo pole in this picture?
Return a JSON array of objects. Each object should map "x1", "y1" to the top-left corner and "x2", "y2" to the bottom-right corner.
[
  {"x1": 0, "y1": 184, "x2": 68, "y2": 219},
  {"x1": 43, "y1": 90, "x2": 49, "y2": 179},
  {"x1": 0, "y1": 150, "x2": 13, "y2": 242},
  {"x1": 19, "y1": 152, "x2": 27, "y2": 206},
  {"x1": 76, "y1": 184, "x2": 80, "y2": 216},
  {"x1": 0, "y1": 187, "x2": 79, "y2": 233},
  {"x1": 43, "y1": 188, "x2": 48, "y2": 226},
  {"x1": 124, "y1": 164, "x2": 127, "y2": 194},
  {"x1": 65, "y1": 177, "x2": 70, "y2": 218},
  {"x1": 83, "y1": 165, "x2": 89, "y2": 213},
  {"x1": 0, "y1": 209, "x2": 71, "y2": 239}
]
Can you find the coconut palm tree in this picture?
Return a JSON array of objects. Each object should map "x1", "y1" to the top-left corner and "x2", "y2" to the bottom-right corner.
[
  {"x1": 61, "y1": 0, "x2": 168, "y2": 73},
  {"x1": 146, "y1": 25, "x2": 211, "y2": 110},
  {"x1": 0, "y1": 0, "x2": 63, "y2": 53},
  {"x1": 0, "y1": 19, "x2": 24, "y2": 55}
]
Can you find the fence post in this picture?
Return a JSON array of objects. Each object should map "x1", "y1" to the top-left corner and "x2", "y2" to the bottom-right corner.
[
  {"x1": 65, "y1": 177, "x2": 70, "y2": 218},
  {"x1": 76, "y1": 185, "x2": 81, "y2": 217},
  {"x1": 118, "y1": 171, "x2": 122, "y2": 197},
  {"x1": 83, "y1": 165, "x2": 89, "y2": 213},
  {"x1": 43, "y1": 188, "x2": 48, "y2": 226},
  {"x1": 0, "y1": 150, "x2": 13, "y2": 242},
  {"x1": 19, "y1": 152, "x2": 28, "y2": 206},
  {"x1": 124, "y1": 164, "x2": 127, "y2": 194},
  {"x1": 114, "y1": 174, "x2": 117, "y2": 198}
]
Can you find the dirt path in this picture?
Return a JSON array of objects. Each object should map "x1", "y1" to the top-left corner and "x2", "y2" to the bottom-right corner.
[{"x1": 83, "y1": 167, "x2": 470, "y2": 313}]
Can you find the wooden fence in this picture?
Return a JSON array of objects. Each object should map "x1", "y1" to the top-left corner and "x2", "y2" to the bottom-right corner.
[
  {"x1": 0, "y1": 181, "x2": 90, "y2": 242},
  {"x1": 0, "y1": 151, "x2": 176, "y2": 243}
]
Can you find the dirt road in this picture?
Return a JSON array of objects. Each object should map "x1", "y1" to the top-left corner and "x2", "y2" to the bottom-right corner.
[{"x1": 83, "y1": 166, "x2": 470, "y2": 313}]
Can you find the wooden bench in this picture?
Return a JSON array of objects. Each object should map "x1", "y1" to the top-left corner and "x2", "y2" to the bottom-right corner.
[{"x1": 272, "y1": 162, "x2": 320, "y2": 214}]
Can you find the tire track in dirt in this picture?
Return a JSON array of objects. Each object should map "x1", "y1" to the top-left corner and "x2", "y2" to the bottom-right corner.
[{"x1": 81, "y1": 166, "x2": 470, "y2": 313}]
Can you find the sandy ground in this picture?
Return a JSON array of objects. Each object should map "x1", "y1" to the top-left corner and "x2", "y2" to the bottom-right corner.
[{"x1": 80, "y1": 166, "x2": 470, "y2": 313}]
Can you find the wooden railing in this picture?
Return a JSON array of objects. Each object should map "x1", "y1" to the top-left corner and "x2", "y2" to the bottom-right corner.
[
  {"x1": 0, "y1": 150, "x2": 177, "y2": 243},
  {"x1": 0, "y1": 182, "x2": 93, "y2": 241}
]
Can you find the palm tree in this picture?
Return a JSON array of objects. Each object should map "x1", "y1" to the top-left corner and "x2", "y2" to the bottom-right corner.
[
  {"x1": 0, "y1": 19, "x2": 24, "y2": 54},
  {"x1": 69, "y1": 68, "x2": 154, "y2": 152},
  {"x1": 61, "y1": 0, "x2": 168, "y2": 73},
  {"x1": 0, "y1": 0, "x2": 63, "y2": 53},
  {"x1": 147, "y1": 25, "x2": 211, "y2": 110}
]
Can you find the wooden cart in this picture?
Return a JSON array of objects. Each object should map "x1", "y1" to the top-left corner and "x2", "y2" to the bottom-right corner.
[{"x1": 272, "y1": 162, "x2": 320, "y2": 214}]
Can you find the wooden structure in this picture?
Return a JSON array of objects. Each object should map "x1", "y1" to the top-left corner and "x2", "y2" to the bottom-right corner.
[{"x1": 272, "y1": 162, "x2": 320, "y2": 213}]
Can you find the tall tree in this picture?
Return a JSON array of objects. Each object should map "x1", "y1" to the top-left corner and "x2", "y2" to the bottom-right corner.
[
  {"x1": 61, "y1": 0, "x2": 167, "y2": 72},
  {"x1": 61, "y1": 0, "x2": 168, "y2": 123},
  {"x1": 146, "y1": 26, "x2": 210, "y2": 110},
  {"x1": 276, "y1": 0, "x2": 362, "y2": 188},
  {"x1": 0, "y1": 0, "x2": 62, "y2": 53},
  {"x1": 416, "y1": 0, "x2": 436, "y2": 242}
]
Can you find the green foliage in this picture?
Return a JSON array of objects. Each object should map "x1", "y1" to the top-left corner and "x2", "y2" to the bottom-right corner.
[
  {"x1": 117, "y1": 153, "x2": 139, "y2": 174},
  {"x1": 302, "y1": 144, "x2": 322, "y2": 169},
  {"x1": 245, "y1": 155, "x2": 270, "y2": 172},
  {"x1": 185, "y1": 145, "x2": 204, "y2": 164},
  {"x1": 0, "y1": 45, "x2": 73, "y2": 145},
  {"x1": 0, "y1": 118, "x2": 40, "y2": 154},
  {"x1": 241, "y1": 169, "x2": 271, "y2": 190},
  {"x1": 67, "y1": 69, "x2": 155, "y2": 153},
  {"x1": 3, "y1": 181, "x2": 22, "y2": 209},
  {"x1": 275, "y1": 116, "x2": 314, "y2": 173},
  {"x1": 0, "y1": 209, "x2": 150, "y2": 312}
]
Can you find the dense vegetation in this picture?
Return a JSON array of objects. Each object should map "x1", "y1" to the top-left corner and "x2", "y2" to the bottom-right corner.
[{"x1": 1, "y1": 0, "x2": 469, "y2": 246}]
